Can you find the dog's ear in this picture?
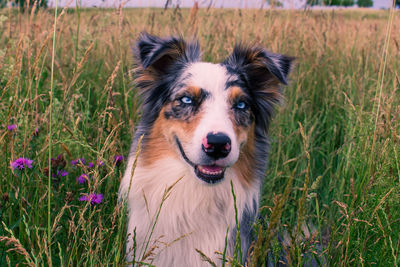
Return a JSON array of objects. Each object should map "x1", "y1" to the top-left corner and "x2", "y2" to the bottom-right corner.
[
  {"x1": 223, "y1": 45, "x2": 294, "y2": 131},
  {"x1": 134, "y1": 32, "x2": 201, "y2": 77},
  {"x1": 133, "y1": 33, "x2": 201, "y2": 128},
  {"x1": 224, "y1": 44, "x2": 294, "y2": 88}
]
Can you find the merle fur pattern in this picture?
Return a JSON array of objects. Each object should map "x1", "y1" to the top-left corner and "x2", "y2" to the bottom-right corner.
[{"x1": 124, "y1": 32, "x2": 293, "y2": 264}]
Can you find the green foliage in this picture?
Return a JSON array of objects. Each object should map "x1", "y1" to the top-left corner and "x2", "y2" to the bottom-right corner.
[
  {"x1": 358, "y1": 0, "x2": 373, "y2": 7},
  {"x1": 0, "y1": 0, "x2": 47, "y2": 10},
  {"x1": 266, "y1": 0, "x2": 283, "y2": 8},
  {"x1": 323, "y1": 0, "x2": 354, "y2": 6},
  {"x1": 15, "y1": 0, "x2": 47, "y2": 12},
  {"x1": 306, "y1": 0, "x2": 321, "y2": 6}
]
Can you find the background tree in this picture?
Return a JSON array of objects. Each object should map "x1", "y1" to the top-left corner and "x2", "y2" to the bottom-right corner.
[
  {"x1": 266, "y1": 0, "x2": 283, "y2": 8},
  {"x1": 0, "y1": 0, "x2": 7, "y2": 8},
  {"x1": 358, "y1": 0, "x2": 373, "y2": 7},
  {"x1": 15, "y1": 0, "x2": 47, "y2": 12},
  {"x1": 323, "y1": 0, "x2": 354, "y2": 6},
  {"x1": 307, "y1": 0, "x2": 321, "y2": 6}
]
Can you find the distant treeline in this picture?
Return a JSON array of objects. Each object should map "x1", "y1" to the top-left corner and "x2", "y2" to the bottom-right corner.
[
  {"x1": 0, "y1": 0, "x2": 46, "y2": 10},
  {"x1": 1, "y1": 0, "x2": 399, "y2": 12},
  {"x1": 306, "y1": 0, "x2": 369, "y2": 7},
  {"x1": 308, "y1": 0, "x2": 400, "y2": 7},
  {"x1": 270, "y1": 0, "x2": 398, "y2": 8}
]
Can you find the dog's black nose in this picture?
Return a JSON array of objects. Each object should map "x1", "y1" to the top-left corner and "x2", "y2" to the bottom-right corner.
[{"x1": 202, "y1": 132, "x2": 231, "y2": 159}]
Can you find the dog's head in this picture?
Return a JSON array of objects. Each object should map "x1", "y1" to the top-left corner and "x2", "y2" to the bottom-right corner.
[{"x1": 134, "y1": 32, "x2": 293, "y2": 185}]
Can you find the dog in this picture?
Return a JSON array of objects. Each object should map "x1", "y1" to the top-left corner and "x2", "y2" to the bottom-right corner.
[{"x1": 119, "y1": 32, "x2": 293, "y2": 266}]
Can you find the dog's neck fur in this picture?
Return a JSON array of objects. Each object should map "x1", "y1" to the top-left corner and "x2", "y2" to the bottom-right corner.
[{"x1": 120, "y1": 130, "x2": 262, "y2": 266}]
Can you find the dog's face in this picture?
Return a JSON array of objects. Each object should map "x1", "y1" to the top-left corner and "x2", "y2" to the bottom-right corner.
[{"x1": 135, "y1": 33, "x2": 293, "y2": 185}]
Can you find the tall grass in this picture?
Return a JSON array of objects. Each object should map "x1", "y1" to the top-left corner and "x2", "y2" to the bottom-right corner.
[
  {"x1": 0, "y1": 5, "x2": 399, "y2": 266},
  {"x1": 47, "y1": 0, "x2": 59, "y2": 261}
]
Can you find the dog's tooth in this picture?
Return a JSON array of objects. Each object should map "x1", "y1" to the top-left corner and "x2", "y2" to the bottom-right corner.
[{"x1": 198, "y1": 165, "x2": 224, "y2": 177}]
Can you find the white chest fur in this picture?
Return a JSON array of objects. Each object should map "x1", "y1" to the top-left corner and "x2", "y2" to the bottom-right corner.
[{"x1": 120, "y1": 156, "x2": 259, "y2": 267}]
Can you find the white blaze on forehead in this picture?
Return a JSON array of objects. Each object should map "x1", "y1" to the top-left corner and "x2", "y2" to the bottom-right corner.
[
  {"x1": 183, "y1": 62, "x2": 232, "y2": 92},
  {"x1": 183, "y1": 62, "x2": 240, "y2": 166}
]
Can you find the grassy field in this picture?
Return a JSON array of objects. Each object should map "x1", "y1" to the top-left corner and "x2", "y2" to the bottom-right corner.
[{"x1": 0, "y1": 5, "x2": 399, "y2": 266}]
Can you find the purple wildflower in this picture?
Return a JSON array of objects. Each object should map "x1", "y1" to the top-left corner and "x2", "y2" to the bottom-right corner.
[
  {"x1": 79, "y1": 195, "x2": 89, "y2": 201},
  {"x1": 97, "y1": 159, "x2": 104, "y2": 167},
  {"x1": 88, "y1": 162, "x2": 94, "y2": 168},
  {"x1": 32, "y1": 127, "x2": 40, "y2": 137},
  {"x1": 52, "y1": 170, "x2": 69, "y2": 178},
  {"x1": 7, "y1": 124, "x2": 17, "y2": 132},
  {"x1": 52, "y1": 154, "x2": 62, "y2": 162},
  {"x1": 114, "y1": 155, "x2": 124, "y2": 166},
  {"x1": 11, "y1": 158, "x2": 33, "y2": 170},
  {"x1": 77, "y1": 173, "x2": 89, "y2": 184},
  {"x1": 72, "y1": 158, "x2": 86, "y2": 166},
  {"x1": 79, "y1": 193, "x2": 104, "y2": 205}
]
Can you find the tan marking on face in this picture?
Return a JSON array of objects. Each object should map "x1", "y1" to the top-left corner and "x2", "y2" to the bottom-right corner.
[
  {"x1": 229, "y1": 86, "x2": 245, "y2": 101},
  {"x1": 170, "y1": 85, "x2": 202, "y2": 108},
  {"x1": 140, "y1": 111, "x2": 176, "y2": 167},
  {"x1": 228, "y1": 85, "x2": 256, "y2": 186},
  {"x1": 232, "y1": 123, "x2": 256, "y2": 187},
  {"x1": 230, "y1": 105, "x2": 249, "y2": 141},
  {"x1": 141, "y1": 106, "x2": 205, "y2": 167},
  {"x1": 185, "y1": 85, "x2": 202, "y2": 96}
]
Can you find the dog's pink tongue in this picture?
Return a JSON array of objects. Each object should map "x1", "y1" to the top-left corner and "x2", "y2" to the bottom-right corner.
[{"x1": 201, "y1": 165, "x2": 223, "y2": 172}]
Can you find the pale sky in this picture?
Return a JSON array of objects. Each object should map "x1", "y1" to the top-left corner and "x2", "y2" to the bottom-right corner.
[{"x1": 48, "y1": 0, "x2": 393, "y2": 9}]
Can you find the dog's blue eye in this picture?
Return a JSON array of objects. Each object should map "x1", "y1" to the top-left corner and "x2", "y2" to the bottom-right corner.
[
  {"x1": 235, "y1": 101, "x2": 247, "y2": 110},
  {"x1": 180, "y1": 96, "x2": 193, "y2": 105}
]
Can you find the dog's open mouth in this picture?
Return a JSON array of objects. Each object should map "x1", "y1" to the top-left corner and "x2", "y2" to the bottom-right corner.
[
  {"x1": 175, "y1": 136, "x2": 226, "y2": 184},
  {"x1": 195, "y1": 165, "x2": 226, "y2": 184}
]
